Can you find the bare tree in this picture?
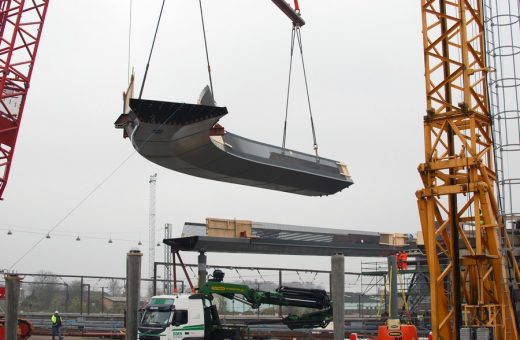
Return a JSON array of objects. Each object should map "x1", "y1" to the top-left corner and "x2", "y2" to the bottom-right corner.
[
  {"x1": 21, "y1": 271, "x2": 62, "y2": 312},
  {"x1": 107, "y1": 279, "x2": 123, "y2": 297}
]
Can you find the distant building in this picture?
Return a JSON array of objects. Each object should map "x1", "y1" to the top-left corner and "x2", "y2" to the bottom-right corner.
[{"x1": 102, "y1": 296, "x2": 126, "y2": 312}]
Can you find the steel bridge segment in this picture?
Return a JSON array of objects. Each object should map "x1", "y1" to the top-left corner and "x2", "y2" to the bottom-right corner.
[
  {"x1": 164, "y1": 236, "x2": 402, "y2": 257},
  {"x1": 117, "y1": 98, "x2": 353, "y2": 196}
]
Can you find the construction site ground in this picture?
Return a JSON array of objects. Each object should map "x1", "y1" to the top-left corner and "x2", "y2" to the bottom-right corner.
[{"x1": 31, "y1": 337, "x2": 102, "y2": 340}]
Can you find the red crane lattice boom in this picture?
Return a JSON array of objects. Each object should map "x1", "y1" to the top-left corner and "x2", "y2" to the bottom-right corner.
[{"x1": 0, "y1": 0, "x2": 49, "y2": 200}]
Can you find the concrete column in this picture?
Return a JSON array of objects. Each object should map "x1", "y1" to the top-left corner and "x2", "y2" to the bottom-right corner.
[
  {"x1": 331, "y1": 253, "x2": 345, "y2": 340},
  {"x1": 388, "y1": 255, "x2": 398, "y2": 319},
  {"x1": 5, "y1": 274, "x2": 21, "y2": 340},
  {"x1": 126, "y1": 249, "x2": 143, "y2": 340},
  {"x1": 198, "y1": 251, "x2": 207, "y2": 288}
]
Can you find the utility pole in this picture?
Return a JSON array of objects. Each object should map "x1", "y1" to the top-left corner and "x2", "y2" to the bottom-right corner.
[
  {"x1": 149, "y1": 174, "x2": 157, "y2": 286},
  {"x1": 80, "y1": 277, "x2": 83, "y2": 315}
]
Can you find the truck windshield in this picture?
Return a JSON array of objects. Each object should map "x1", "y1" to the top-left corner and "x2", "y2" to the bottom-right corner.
[{"x1": 141, "y1": 308, "x2": 171, "y2": 327}]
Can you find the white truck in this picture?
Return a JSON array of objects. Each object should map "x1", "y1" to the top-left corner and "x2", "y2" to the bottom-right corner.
[
  {"x1": 138, "y1": 270, "x2": 332, "y2": 340},
  {"x1": 138, "y1": 294, "x2": 241, "y2": 340}
]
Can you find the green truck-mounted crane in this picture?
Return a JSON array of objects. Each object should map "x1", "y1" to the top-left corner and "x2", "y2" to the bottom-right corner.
[
  {"x1": 138, "y1": 270, "x2": 333, "y2": 340},
  {"x1": 198, "y1": 269, "x2": 332, "y2": 329}
]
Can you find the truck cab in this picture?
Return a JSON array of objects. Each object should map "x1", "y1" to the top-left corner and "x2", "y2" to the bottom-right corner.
[{"x1": 138, "y1": 294, "x2": 239, "y2": 340}]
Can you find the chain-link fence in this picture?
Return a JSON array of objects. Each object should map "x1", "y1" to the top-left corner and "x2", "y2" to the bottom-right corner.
[{"x1": 1, "y1": 257, "x2": 432, "y2": 337}]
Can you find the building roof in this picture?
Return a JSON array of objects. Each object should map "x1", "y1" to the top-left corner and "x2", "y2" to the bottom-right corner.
[{"x1": 103, "y1": 296, "x2": 126, "y2": 303}]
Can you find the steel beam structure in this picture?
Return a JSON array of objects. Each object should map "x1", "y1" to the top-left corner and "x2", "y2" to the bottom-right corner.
[
  {"x1": 182, "y1": 220, "x2": 382, "y2": 245},
  {"x1": 417, "y1": 1, "x2": 518, "y2": 339},
  {"x1": 164, "y1": 236, "x2": 402, "y2": 257},
  {"x1": 152, "y1": 261, "x2": 362, "y2": 276},
  {"x1": 0, "y1": 0, "x2": 49, "y2": 199}
]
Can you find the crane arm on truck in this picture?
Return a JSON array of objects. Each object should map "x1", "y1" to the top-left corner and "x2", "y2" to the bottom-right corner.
[{"x1": 197, "y1": 270, "x2": 333, "y2": 329}]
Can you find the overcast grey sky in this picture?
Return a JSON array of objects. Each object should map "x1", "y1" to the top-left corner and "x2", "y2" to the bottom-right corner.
[{"x1": 0, "y1": 0, "x2": 425, "y2": 277}]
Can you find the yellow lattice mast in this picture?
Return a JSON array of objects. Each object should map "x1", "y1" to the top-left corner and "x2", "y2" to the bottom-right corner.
[{"x1": 417, "y1": 0, "x2": 519, "y2": 339}]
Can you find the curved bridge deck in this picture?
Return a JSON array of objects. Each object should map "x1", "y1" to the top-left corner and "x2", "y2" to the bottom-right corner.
[{"x1": 116, "y1": 98, "x2": 353, "y2": 196}]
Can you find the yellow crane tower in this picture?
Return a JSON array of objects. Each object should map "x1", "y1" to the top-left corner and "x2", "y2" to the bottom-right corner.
[{"x1": 417, "y1": 0, "x2": 519, "y2": 339}]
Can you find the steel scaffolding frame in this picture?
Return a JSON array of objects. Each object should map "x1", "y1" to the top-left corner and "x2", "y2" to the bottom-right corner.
[
  {"x1": 360, "y1": 257, "x2": 431, "y2": 326},
  {"x1": 163, "y1": 223, "x2": 172, "y2": 294}
]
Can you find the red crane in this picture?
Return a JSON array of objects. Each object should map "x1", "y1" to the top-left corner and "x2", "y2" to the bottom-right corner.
[{"x1": 0, "y1": 0, "x2": 49, "y2": 200}]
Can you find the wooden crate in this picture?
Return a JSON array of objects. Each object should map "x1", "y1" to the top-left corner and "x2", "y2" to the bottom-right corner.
[
  {"x1": 380, "y1": 233, "x2": 407, "y2": 246},
  {"x1": 393, "y1": 233, "x2": 407, "y2": 246},
  {"x1": 379, "y1": 233, "x2": 394, "y2": 245},
  {"x1": 206, "y1": 218, "x2": 252, "y2": 238},
  {"x1": 207, "y1": 228, "x2": 235, "y2": 238},
  {"x1": 416, "y1": 231, "x2": 424, "y2": 246}
]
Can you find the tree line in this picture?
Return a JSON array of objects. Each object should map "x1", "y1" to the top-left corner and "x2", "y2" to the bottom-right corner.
[{"x1": 18, "y1": 271, "x2": 125, "y2": 314}]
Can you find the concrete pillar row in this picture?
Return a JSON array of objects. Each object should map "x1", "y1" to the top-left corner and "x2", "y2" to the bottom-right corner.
[
  {"x1": 331, "y1": 253, "x2": 345, "y2": 340},
  {"x1": 5, "y1": 274, "x2": 22, "y2": 340},
  {"x1": 198, "y1": 251, "x2": 207, "y2": 288},
  {"x1": 126, "y1": 249, "x2": 143, "y2": 340}
]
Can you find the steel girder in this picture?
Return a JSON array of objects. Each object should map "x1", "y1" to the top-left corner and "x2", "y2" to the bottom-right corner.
[{"x1": 163, "y1": 236, "x2": 400, "y2": 257}]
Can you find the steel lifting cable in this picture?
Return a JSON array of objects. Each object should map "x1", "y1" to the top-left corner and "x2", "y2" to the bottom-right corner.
[
  {"x1": 281, "y1": 24, "x2": 320, "y2": 162},
  {"x1": 139, "y1": 0, "x2": 166, "y2": 99},
  {"x1": 198, "y1": 0, "x2": 215, "y2": 99},
  {"x1": 282, "y1": 27, "x2": 297, "y2": 152},
  {"x1": 296, "y1": 28, "x2": 319, "y2": 161}
]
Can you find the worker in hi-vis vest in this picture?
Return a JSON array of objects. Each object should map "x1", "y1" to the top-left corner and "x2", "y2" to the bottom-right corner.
[{"x1": 51, "y1": 310, "x2": 63, "y2": 340}]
